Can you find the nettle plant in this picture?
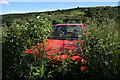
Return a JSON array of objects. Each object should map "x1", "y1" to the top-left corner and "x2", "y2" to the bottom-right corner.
[{"x1": 2, "y1": 14, "x2": 52, "y2": 79}]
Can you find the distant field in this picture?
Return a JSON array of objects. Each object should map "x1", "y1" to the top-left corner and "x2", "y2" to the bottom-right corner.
[
  {"x1": 0, "y1": 43, "x2": 1, "y2": 80},
  {"x1": 0, "y1": 26, "x2": 2, "y2": 43}
]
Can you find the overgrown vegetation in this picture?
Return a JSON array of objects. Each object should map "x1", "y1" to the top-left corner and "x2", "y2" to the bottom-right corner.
[
  {"x1": 2, "y1": 14, "x2": 52, "y2": 79},
  {"x1": 82, "y1": 20, "x2": 119, "y2": 79},
  {"x1": 2, "y1": 6, "x2": 119, "y2": 79}
]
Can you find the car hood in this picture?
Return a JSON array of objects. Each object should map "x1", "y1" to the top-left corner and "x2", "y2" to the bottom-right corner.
[
  {"x1": 44, "y1": 39, "x2": 83, "y2": 54},
  {"x1": 24, "y1": 39, "x2": 84, "y2": 61}
]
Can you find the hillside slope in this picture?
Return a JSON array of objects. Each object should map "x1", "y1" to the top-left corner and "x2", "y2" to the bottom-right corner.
[{"x1": 2, "y1": 6, "x2": 118, "y2": 29}]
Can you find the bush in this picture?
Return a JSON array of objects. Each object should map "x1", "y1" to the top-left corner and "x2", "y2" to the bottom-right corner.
[
  {"x1": 82, "y1": 19, "x2": 119, "y2": 79},
  {"x1": 2, "y1": 14, "x2": 52, "y2": 79}
]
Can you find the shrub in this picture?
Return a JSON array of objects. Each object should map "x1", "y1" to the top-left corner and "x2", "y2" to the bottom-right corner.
[
  {"x1": 82, "y1": 19, "x2": 119, "y2": 79},
  {"x1": 2, "y1": 14, "x2": 52, "y2": 79}
]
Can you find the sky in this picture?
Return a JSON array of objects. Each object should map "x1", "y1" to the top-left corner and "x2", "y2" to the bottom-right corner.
[
  {"x1": 1, "y1": 0, "x2": 120, "y2": 2},
  {"x1": 0, "y1": 0, "x2": 119, "y2": 15}
]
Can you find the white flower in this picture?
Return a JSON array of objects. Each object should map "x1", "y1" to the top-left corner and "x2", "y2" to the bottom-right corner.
[
  {"x1": 44, "y1": 29, "x2": 46, "y2": 31},
  {"x1": 37, "y1": 16, "x2": 40, "y2": 19},
  {"x1": 48, "y1": 15, "x2": 51, "y2": 16}
]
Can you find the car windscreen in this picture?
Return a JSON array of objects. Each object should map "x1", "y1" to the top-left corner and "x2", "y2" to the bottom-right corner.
[{"x1": 48, "y1": 25, "x2": 83, "y2": 40}]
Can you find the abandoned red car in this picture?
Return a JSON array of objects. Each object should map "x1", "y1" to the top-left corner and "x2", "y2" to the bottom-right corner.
[{"x1": 24, "y1": 24, "x2": 85, "y2": 71}]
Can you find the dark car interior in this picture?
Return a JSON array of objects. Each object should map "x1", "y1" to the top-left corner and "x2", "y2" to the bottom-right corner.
[{"x1": 49, "y1": 25, "x2": 83, "y2": 40}]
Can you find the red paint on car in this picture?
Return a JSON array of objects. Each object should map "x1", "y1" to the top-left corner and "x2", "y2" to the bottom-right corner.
[{"x1": 24, "y1": 24, "x2": 86, "y2": 71}]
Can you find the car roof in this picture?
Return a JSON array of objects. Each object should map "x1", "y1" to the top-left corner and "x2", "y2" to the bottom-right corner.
[{"x1": 54, "y1": 24, "x2": 83, "y2": 26}]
